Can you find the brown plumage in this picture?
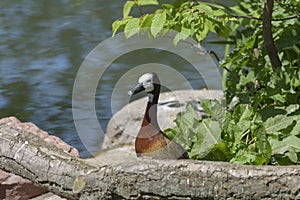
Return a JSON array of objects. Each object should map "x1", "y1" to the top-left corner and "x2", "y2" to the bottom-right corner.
[{"x1": 128, "y1": 73, "x2": 188, "y2": 159}]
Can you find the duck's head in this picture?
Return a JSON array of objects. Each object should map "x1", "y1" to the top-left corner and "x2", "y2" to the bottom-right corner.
[{"x1": 128, "y1": 73, "x2": 160, "y2": 96}]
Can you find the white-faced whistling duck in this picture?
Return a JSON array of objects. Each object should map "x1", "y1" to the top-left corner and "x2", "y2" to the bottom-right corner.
[{"x1": 128, "y1": 72, "x2": 189, "y2": 159}]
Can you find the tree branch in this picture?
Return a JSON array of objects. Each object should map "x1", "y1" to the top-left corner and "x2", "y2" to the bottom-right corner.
[
  {"x1": 262, "y1": 0, "x2": 282, "y2": 71},
  {"x1": 230, "y1": 14, "x2": 300, "y2": 21},
  {"x1": 1, "y1": 123, "x2": 300, "y2": 199},
  {"x1": 230, "y1": 15, "x2": 262, "y2": 21},
  {"x1": 272, "y1": 14, "x2": 300, "y2": 21}
]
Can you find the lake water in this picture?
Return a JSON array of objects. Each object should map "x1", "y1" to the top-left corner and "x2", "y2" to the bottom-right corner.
[{"x1": 0, "y1": 0, "x2": 229, "y2": 157}]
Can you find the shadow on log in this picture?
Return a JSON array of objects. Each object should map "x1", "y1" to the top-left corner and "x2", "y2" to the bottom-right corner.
[{"x1": 1, "y1": 123, "x2": 300, "y2": 199}]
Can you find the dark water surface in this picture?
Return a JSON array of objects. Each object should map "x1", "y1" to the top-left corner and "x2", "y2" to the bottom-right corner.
[{"x1": 0, "y1": 0, "x2": 227, "y2": 157}]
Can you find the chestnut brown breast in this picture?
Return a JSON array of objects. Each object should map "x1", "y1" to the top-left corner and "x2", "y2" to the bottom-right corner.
[{"x1": 135, "y1": 130, "x2": 188, "y2": 159}]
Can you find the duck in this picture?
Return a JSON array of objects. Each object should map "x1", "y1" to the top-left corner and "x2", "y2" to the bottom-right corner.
[{"x1": 128, "y1": 72, "x2": 189, "y2": 159}]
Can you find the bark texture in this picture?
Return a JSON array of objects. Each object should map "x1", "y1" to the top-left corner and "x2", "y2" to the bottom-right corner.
[{"x1": 1, "y1": 123, "x2": 300, "y2": 199}]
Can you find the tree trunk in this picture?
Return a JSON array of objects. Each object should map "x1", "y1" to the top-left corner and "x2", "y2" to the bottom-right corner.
[
  {"x1": 262, "y1": 0, "x2": 282, "y2": 71},
  {"x1": 1, "y1": 123, "x2": 300, "y2": 199}
]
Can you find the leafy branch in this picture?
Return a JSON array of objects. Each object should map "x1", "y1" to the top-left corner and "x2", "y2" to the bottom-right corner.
[{"x1": 113, "y1": 0, "x2": 235, "y2": 44}]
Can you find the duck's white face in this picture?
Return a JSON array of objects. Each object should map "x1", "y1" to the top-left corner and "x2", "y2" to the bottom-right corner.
[{"x1": 138, "y1": 73, "x2": 154, "y2": 92}]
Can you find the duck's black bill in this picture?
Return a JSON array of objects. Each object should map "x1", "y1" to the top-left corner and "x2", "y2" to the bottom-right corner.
[{"x1": 128, "y1": 83, "x2": 145, "y2": 96}]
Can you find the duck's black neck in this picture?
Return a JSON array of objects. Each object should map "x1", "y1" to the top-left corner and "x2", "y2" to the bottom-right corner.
[{"x1": 144, "y1": 91, "x2": 160, "y2": 128}]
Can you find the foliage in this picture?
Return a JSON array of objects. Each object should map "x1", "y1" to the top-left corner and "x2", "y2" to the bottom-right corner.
[
  {"x1": 112, "y1": 0, "x2": 237, "y2": 45},
  {"x1": 166, "y1": 100, "x2": 300, "y2": 165},
  {"x1": 112, "y1": 0, "x2": 300, "y2": 165}
]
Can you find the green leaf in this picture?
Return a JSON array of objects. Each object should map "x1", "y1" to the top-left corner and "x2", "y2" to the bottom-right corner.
[
  {"x1": 175, "y1": 104, "x2": 200, "y2": 130},
  {"x1": 140, "y1": 14, "x2": 154, "y2": 28},
  {"x1": 203, "y1": 141, "x2": 232, "y2": 161},
  {"x1": 194, "y1": 3, "x2": 213, "y2": 16},
  {"x1": 282, "y1": 136, "x2": 300, "y2": 152},
  {"x1": 213, "y1": 9, "x2": 226, "y2": 16},
  {"x1": 269, "y1": 138, "x2": 289, "y2": 155},
  {"x1": 195, "y1": 22, "x2": 209, "y2": 42},
  {"x1": 285, "y1": 104, "x2": 300, "y2": 115},
  {"x1": 162, "y1": 3, "x2": 173, "y2": 10},
  {"x1": 230, "y1": 148, "x2": 267, "y2": 165},
  {"x1": 201, "y1": 100, "x2": 227, "y2": 126},
  {"x1": 137, "y1": 0, "x2": 159, "y2": 6},
  {"x1": 286, "y1": 150, "x2": 298, "y2": 163},
  {"x1": 124, "y1": 18, "x2": 140, "y2": 38},
  {"x1": 290, "y1": 119, "x2": 300, "y2": 136},
  {"x1": 269, "y1": 135, "x2": 300, "y2": 164},
  {"x1": 264, "y1": 115, "x2": 294, "y2": 134},
  {"x1": 173, "y1": 26, "x2": 191, "y2": 45},
  {"x1": 270, "y1": 136, "x2": 300, "y2": 154},
  {"x1": 112, "y1": 19, "x2": 129, "y2": 37},
  {"x1": 276, "y1": 22, "x2": 300, "y2": 51},
  {"x1": 151, "y1": 11, "x2": 166, "y2": 37},
  {"x1": 190, "y1": 118, "x2": 221, "y2": 158},
  {"x1": 256, "y1": 125, "x2": 272, "y2": 158},
  {"x1": 123, "y1": 1, "x2": 135, "y2": 18},
  {"x1": 164, "y1": 128, "x2": 177, "y2": 140},
  {"x1": 232, "y1": 104, "x2": 253, "y2": 122},
  {"x1": 173, "y1": 104, "x2": 202, "y2": 149},
  {"x1": 234, "y1": 120, "x2": 250, "y2": 141},
  {"x1": 258, "y1": 106, "x2": 287, "y2": 121}
]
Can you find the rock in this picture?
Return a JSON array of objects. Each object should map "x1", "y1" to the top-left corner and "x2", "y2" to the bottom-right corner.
[
  {"x1": 0, "y1": 116, "x2": 79, "y2": 200},
  {"x1": 103, "y1": 89, "x2": 223, "y2": 149},
  {"x1": 0, "y1": 117, "x2": 79, "y2": 157},
  {"x1": 31, "y1": 192, "x2": 67, "y2": 200},
  {"x1": 0, "y1": 170, "x2": 48, "y2": 200}
]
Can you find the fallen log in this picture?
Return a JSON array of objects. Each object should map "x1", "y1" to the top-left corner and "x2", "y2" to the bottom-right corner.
[{"x1": 0, "y1": 123, "x2": 300, "y2": 199}]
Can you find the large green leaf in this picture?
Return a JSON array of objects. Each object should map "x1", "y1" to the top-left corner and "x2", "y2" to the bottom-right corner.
[
  {"x1": 285, "y1": 104, "x2": 300, "y2": 115},
  {"x1": 290, "y1": 118, "x2": 300, "y2": 136},
  {"x1": 269, "y1": 135, "x2": 300, "y2": 164},
  {"x1": 232, "y1": 104, "x2": 253, "y2": 122},
  {"x1": 256, "y1": 125, "x2": 272, "y2": 158},
  {"x1": 195, "y1": 21, "x2": 209, "y2": 42},
  {"x1": 276, "y1": 21, "x2": 300, "y2": 51},
  {"x1": 201, "y1": 100, "x2": 227, "y2": 126},
  {"x1": 270, "y1": 136, "x2": 300, "y2": 153},
  {"x1": 172, "y1": 104, "x2": 202, "y2": 149},
  {"x1": 203, "y1": 141, "x2": 232, "y2": 161},
  {"x1": 124, "y1": 18, "x2": 140, "y2": 38},
  {"x1": 190, "y1": 118, "x2": 221, "y2": 158},
  {"x1": 173, "y1": 26, "x2": 191, "y2": 45},
  {"x1": 112, "y1": 19, "x2": 130, "y2": 36},
  {"x1": 123, "y1": 1, "x2": 135, "y2": 18},
  {"x1": 137, "y1": 0, "x2": 159, "y2": 6},
  {"x1": 140, "y1": 14, "x2": 154, "y2": 28},
  {"x1": 151, "y1": 11, "x2": 167, "y2": 37},
  {"x1": 283, "y1": 136, "x2": 300, "y2": 152},
  {"x1": 194, "y1": 3, "x2": 213, "y2": 16},
  {"x1": 233, "y1": 120, "x2": 251, "y2": 142},
  {"x1": 264, "y1": 115, "x2": 294, "y2": 134},
  {"x1": 175, "y1": 104, "x2": 200, "y2": 130}
]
